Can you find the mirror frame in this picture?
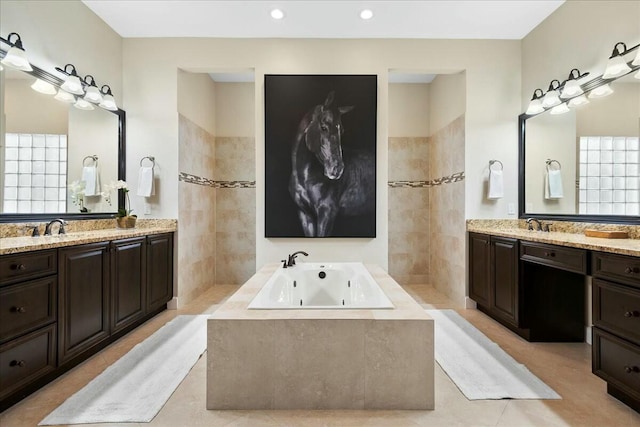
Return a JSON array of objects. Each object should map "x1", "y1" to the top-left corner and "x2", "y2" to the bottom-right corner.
[
  {"x1": 0, "y1": 49, "x2": 125, "y2": 222},
  {"x1": 518, "y1": 73, "x2": 639, "y2": 224}
]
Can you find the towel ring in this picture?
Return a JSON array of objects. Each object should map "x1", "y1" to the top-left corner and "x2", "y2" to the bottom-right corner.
[
  {"x1": 489, "y1": 160, "x2": 503, "y2": 171},
  {"x1": 83, "y1": 155, "x2": 98, "y2": 167},
  {"x1": 546, "y1": 159, "x2": 561, "y2": 171},
  {"x1": 140, "y1": 156, "x2": 156, "y2": 168}
]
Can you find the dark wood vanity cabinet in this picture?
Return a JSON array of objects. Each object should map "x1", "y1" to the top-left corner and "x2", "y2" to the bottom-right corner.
[
  {"x1": 58, "y1": 242, "x2": 111, "y2": 365},
  {"x1": 469, "y1": 233, "x2": 519, "y2": 327},
  {"x1": 146, "y1": 233, "x2": 173, "y2": 312},
  {"x1": 0, "y1": 250, "x2": 57, "y2": 404},
  {"x1": 0, "y1": 232, "x2": 174, "y2": 411},
  {"x1": 111, "y1": 237, "x2": 146, "y2": 334},
  {"x1": 592, "y1": 251, "x2": 640, "y2": 412}
]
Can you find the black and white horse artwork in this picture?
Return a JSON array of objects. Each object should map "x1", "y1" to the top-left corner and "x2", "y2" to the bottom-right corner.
[{"x1": 289, "y1": 91, "x2": 375, "y2": 237}]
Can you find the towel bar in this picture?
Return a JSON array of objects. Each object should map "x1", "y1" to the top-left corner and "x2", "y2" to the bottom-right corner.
[
  {"x1": 546, "y1": 159, "x2": 561, "y2": 171},
  {"x1": 140, "y1": 156, "x2": 156, "y2": 167},
  {"x1": 489, "y1": 159, "x2": 503, "y2": 171},
  {"x1": 83, "y1": 155, "x2": 98, "y2": 166}
]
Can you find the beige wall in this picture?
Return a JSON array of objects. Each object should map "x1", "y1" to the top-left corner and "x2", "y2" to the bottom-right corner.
[
  {"x1": 123, "y1": 38, "x2": 521, "y2": 271},
  {"x1": 577, "y1": 82, "x2": 640, "y2": 137},
  {"x1": 429, "y1": 72, "x2": 466, "y2": 136},
  {"x1": 4, "y1": 78, "x2": 68, "y2": 134},
  {"x1": 177, "y1": 71, "x2": 217, "y2": 136},
  {"x1": 215, "y1": 82, "x2": 255, "y2": 137},
  {"x1": 388, "y1": 83, "x2": 429, "y2": 137}
]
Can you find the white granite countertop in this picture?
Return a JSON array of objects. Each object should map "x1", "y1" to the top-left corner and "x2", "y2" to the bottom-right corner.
[
  {"x1": 0, "y1": 221, "x2": 176, "y2": 255},
  {"x1": 467, "y1": 223, "x2": 640, "y2": 257}
]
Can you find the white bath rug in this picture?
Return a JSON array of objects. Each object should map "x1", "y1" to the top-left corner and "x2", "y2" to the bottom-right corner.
[
  {"x1": 40, "y1": 315, "x2": 208, "y2": 425},
  {"x1": 426, "y1": 309, "x2": 561, "y2": 400}
]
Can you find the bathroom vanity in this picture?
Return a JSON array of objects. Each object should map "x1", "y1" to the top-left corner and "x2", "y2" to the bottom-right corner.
[
  {"x1": 0, "y1": 224, "x2": 175, "y2": 411},
  {"x1": 467, "y1": 220, "x2": 640, "y2": 412}
]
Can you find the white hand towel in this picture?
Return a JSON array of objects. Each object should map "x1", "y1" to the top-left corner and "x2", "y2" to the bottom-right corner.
[
  {"x1": 547, "y1": 169, "x2": 563, "y2": 199},
  {"x1": 82, "y1": 166, "x2": 100, "y2": 196},
  {"x1": 487, "y1": 169, "x2": 504, "y2": 199},
  {"x1": 137, "y1": 166, "x2": 155, "y2": 197}
]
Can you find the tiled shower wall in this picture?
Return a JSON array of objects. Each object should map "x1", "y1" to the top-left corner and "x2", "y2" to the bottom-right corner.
[
  {"x1": 214, "y1": 136, "x2": 256, "y2": 285},
  {"x1": 388, "y1": 137, "x2": 430, "y2": 284},
  {"x1": 178, "y1": 114, "x2": 217, "y2": 306},
  {"x1": 429, "y1": 115, "x2": 466, "y2": 306}
]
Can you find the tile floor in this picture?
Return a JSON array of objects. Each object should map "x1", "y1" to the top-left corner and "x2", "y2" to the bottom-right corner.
[{"x1": 1, "y1": 284, "x2": 639, "y2": 427}]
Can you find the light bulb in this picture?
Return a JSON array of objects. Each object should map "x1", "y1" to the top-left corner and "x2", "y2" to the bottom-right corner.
[{"x1": 31, "y1": 79, "x2": 56, "y2": 95}]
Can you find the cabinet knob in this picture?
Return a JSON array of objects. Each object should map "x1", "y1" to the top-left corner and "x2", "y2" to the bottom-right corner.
[
  {"x1": 10, "y1": 360, "x2": 26, "y2": 368},
  {"x1": 625, "y1": 267, "x2": 633, "y2": 274},
  {"x1": 12, "y1": 306, "x2": 26, "y2": 313},
  {"x1": 624, "y1": 310, "x2": 638, "y2": 318},
  {"x1": 12, "y1": 263, "x2": 26, "y2": 271},
  {"x1": 624, "y1": 365, "x2": 639, "y2": 374},
  {"x1": 544, "y1": 252, "x2": 556, "y2": 257}
]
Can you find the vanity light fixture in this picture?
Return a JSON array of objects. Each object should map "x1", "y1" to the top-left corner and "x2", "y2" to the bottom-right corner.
[
  {"x1": 82, "y1": 75, "x2": 103, "y2": 103},
  {"x1": 542, "y1": 80, "x2": 561, "y2": 108},
  {"x1": 54, "y1": 88, "x2": 76, "y2": 103},
  {"x1": 270, "y1": 8, "x2": 284, "y2": 19},
  {"x1": 74, "y1": 98, "x2": 94, "y2": 111},
  {"x1": 560, "y1": 68, "x2": 588, "y2": 98},
  {"x1": 568, "y1": 94, "x2": 589, "y2": 108},
  {"x1": 31, "y1": 78, "x2": 57, "y2": 95},
  {"x1": 56, "y1": 64, "x2": 85, "y2": 95},
  {"x1": 360, "y1": 9, "x2": 374, "y2": 20},
  {"x1": 98, "y1": 85, "x2": 118, "y2": 111},
  {"x1": 0, "y1": 32, "x2": 33, "y2": 72},
  {"x1": 588, "y1": 83, "x2": 614, "y2": 99},
  {"x1": 525, "y1": 89, "x2": 545, "y2": 115},
  {"x1": 549, "y1": 103, "x2": 570, "y2": 115},
  {"x1": 603, "y1": 42, "x2": 632, "y2": 79}
]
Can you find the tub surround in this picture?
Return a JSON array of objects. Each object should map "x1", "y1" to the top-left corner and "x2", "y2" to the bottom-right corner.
[
  {"x1": 467, "y1": 219, "x2": 640, "y2": 257},
  {"x1": 0, "y1": 219, "x2": 177, "y2": 255},
  {"x1": 207, "y1": 263, "x2": 434, "y2": 410}
]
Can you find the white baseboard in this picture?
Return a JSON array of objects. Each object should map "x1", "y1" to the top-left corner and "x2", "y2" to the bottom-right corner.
[
  {"x1": 167, "y1": 297, "x2": 179, "y2": 310},
  {"x1": 465, "y1": 297, "x2": 477, "y2": 309},
  {"x1": 585, "y1": 326, "x2": 592, "y2": 345}
]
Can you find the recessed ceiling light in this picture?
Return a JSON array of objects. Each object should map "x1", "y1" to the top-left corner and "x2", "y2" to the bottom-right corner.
[
  {"x1": 360, "y1": 9, "x2": 374, "y2": 20},
  {"x1": 271, "y1": 8, "x2": 284, "y2": 20}
]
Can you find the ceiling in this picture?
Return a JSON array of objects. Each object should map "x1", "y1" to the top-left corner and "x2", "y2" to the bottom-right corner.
[{"x1": 82, "y1": 0, "x2": 564, "y2": 40}]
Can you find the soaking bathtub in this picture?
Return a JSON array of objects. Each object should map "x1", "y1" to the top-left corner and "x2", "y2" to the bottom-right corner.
[{"x1": 247, "y1": 262, "x2": 394, "y2": 309}]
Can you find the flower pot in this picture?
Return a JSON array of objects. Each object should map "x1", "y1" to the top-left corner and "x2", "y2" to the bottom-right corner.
[{"x1": 116, "y1": 216, "x2": 137, "y2": 229}]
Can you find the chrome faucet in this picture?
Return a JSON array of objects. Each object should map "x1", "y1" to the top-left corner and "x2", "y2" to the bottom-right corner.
[
  {"x1": 44, "y1": 219, "x2": 67, "y2": 235},
  {"x1": 526, "y1": 218, "x2": 549, "y2": 232},
  {"x1": 287, "y1": 251, "x2": 309, "y2": 267}
]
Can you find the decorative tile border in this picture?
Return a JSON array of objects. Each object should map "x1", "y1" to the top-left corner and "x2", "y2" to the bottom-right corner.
[
  {"x1": 179, "y1": 172, "x2": 255, "y2": 188},
  {"x1": 389, "y1": 172, "x2": 464, "y2": 188}
]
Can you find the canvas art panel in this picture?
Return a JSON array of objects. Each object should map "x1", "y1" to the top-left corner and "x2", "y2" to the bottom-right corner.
[{"x1": 265, "y1": 74, "x2": 377, "y2": 238}]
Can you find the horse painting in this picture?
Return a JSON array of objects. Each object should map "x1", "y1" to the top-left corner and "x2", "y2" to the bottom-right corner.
[{"x1": 289, "y1": 91, "x2": 375, "y2": 237}]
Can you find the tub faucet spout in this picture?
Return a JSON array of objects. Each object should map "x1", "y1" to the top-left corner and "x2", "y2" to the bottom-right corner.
[{"x1": 287, "y1": 251, "x2": 309, "y2": 267}]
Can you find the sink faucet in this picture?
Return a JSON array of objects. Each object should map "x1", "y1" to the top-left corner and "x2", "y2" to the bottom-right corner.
[
  {"x1": 44, "y1": 219, "x2": 67, "y2": 235},
  {"x1": 526, "y1": 218, "x2": 549, "y2": 232},
  {"x1": 287, "y1": 251, "x2": 309, "y2": 267},
  {"x1": 526, "y1": 218, "x2": 542, "y2": 231}
]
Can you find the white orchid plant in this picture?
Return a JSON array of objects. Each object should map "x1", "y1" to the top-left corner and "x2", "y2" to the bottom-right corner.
[
  {"x1": 102, "y1": 180, "x2": 134, "y2": 218},
  {"x1": 68, "y1": 180, "x2": 88, "y2": 212}
]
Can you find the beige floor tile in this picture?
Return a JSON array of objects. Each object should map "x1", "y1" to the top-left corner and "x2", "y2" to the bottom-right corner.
[{"x1": 2, "y1": 283, "x2": 640, "y2": 427}]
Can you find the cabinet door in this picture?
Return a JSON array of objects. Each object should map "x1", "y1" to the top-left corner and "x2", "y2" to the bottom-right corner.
[
  {"x1": 491, "y1": 236, "x2": 519, "y2": 325},
  {"x1": 469, "y1": 233, "x2": 491, "y2": 307},
  {"x1": 147, "y1": 233, "x2": 173, "y2": 312},
  {"x1": 111, "y1": 237, "x2": 146, "y2": 334},
  {"x1": 58, "y1": 242, "x2": 110, "y2": 365}
]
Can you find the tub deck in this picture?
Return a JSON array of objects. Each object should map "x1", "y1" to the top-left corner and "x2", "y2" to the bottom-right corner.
[{"x1": 206, "y1": 263, "x2": 434, "y2": 410}]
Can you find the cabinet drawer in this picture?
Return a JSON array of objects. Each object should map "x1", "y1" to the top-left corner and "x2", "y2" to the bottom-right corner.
[
  {"x1": 592, "y1": 252, "x2": 640, "y2": 289},
  {"x1": 593, "y1": 328, "x2": 640, "y2": 402},
  {"x1": 0, "y1": 277, "x2": 57, "y2": 343},
  {"x1": 593, "y1": 279, "x2": 640, "y2": 345},
  {"x1": 0, "y1": 324, "x2": 56, "y2": 400},
  {"x1": 520, "y1": 241, "x2": 587, "y2": 274},
  {"x1": 0, "y1": 250, "x2": 57, "y2": 286}
]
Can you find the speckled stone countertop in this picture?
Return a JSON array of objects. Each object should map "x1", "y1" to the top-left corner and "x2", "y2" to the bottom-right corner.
[
  {"x1": 0, "y1": 219, "x2": 177, "y2": 255},
  {"x1": 467, "y1": 219, "x2": 640, "y2": 257}
]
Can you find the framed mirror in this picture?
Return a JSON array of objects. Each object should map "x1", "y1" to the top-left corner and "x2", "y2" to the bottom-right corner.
[
  {"x1": 519, "y1": 73, "x2": 639, "y2": 224},
  {"x1": 0, "y1": 51, "x2": 125, "y2": 222}
]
